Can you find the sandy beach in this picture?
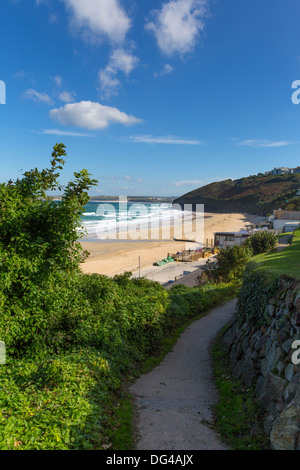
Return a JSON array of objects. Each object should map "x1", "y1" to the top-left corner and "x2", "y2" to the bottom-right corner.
[{"x1": 80, "y1": 212, "x2": 265, "y2": 277}]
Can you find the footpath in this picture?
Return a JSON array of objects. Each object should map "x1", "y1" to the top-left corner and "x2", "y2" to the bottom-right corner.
[{"x1": 130, "y1": 299, "x2": 237, "y2": 450}]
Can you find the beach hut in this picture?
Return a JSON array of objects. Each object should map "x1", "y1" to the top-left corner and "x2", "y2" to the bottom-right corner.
[{"x1": 214, "y1": 231, "x2": 251, "y2": 249}]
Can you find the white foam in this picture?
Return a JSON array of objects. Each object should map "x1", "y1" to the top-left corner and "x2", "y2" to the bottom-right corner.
[{"x1": 81, "y1": 203, "x2": 196, "y2": 239}]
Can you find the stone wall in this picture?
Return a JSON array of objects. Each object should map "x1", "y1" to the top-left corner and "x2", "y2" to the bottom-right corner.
[{"x1": 221, "y1": 277, "x2": 300, "y2": 450}]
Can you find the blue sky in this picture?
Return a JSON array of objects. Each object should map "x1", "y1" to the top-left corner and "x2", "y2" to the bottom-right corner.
[{"x1": 1, "y1": 0, "x2": 300, "y2": 197}]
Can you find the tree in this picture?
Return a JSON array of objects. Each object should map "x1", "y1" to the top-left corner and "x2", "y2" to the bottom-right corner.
[
  {"x1": 0, "y1": 144, "x2": 98, "y2": 356},
  {"x1": 0, "y1": 143, "x2": 98, "y2": 274},
  {"x1": 207, "y1": 244, "x2": 253, "y2": 283}
]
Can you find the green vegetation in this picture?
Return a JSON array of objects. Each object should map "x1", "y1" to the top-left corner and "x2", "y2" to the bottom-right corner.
[
  {"x1": 0, "y1": 145, "x2": 237, "y2": 450},
  {"x1": 173, "y1": 173, "x2": 300, "y2": 215},
  {"x1": 204, "y1": 230, "x2": 280, "y2": 286},
  {"x1": 245, "y1": 230, "x2": 278, "y2": 255},
  {"x1": 0, "y1": 274, "x2": 237, "y2": 450},
  {"x1": 235, "y1": 229, "x2": 300, "y2": 328},
  {"x1": 213, "y1": 230, "x2": 300, "y2": 446},
  {"x1": 207, "y1": 244, "x2": 253, "y2": 283},
  {"x1": 213, "y1": 335, "x2": 269, "y2": 450},
  {"x1": 250, "y1": 228, "x2": 300, "y2": 279},
  {"x1": 237, "y1": 267, "x2": 278, "y2": 327}
]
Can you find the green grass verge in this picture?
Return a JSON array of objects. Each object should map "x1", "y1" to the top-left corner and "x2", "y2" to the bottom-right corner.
[
  {"x1": 250, "y1": 228, "x2": 300, "y2": 279},
  {"x1": 212, "y1": 329, "x2": 269, "y2": 450},
  {"x1": 102, "y1": 391, "x2": 134, "y2": 451}
]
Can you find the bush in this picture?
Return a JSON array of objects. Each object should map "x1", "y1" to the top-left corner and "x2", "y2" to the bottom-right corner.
[
  {"x1": 74, "y1": 273, "x2": 170, "y2": 370},
  {"x1": 0, "y1": 145, "x2": 98, "y2": 274},
  {"x1": 0, "y1": 264, "x2": 93, "y2": 358},
  {"x1": 166, "y1": 282, "x2": 238, "y2": 330},
  {"x1": 0, "y1": 274, "x2": 237, "y2": 450},
  {"x1": 207, "y1": 244, "x2": 253, "y2": 283},
  {"x1": 246, "y1": 230, "x2": 278, "y2": 255}
]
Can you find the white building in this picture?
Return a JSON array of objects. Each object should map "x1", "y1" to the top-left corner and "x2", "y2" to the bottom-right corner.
[
  {"x1": 271, "y1": 167, "x2": 291, "y2": 175},
  {"x1": 271, "y1": 210, "x2": 300, "y2": 232}
]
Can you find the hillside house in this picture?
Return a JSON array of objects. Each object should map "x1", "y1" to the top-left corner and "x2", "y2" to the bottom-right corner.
[
  {"x1": 271, "y1": 167, "x2": 290, "y2": 175},
  {"x1": 270, "y1": 210, "x2": 300, "y2": 232},
  {"x1": 264, "y1": 166, "x2": 300, "y2": 175}
]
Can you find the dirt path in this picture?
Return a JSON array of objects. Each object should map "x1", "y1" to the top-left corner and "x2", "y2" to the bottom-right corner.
[
  {"x1": 130, "y1": 299, "x2": 237, "y2": 450},
  {"x1": 277, "y1": 234, "x2": 292, "y2": 252}
]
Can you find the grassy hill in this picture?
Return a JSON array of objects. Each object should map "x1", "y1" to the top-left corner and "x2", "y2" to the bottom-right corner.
[
  {"x1": 251, "y1": 228, "x2": 300, "y2": 279},
  {"x1": 173, "y1": 173, "x2": 300, "y2": 216}
]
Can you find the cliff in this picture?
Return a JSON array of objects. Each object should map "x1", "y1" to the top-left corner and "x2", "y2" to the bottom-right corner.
[{"x1": 173, "y1": 174, "x2": 300, "y2": 216}]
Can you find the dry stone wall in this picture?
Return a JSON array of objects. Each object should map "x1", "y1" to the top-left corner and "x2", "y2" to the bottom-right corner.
[{"x1": 221, "y1": 277, "x2": 300, "y2": 450}]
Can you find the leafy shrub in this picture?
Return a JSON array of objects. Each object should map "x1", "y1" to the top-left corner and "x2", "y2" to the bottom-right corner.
[
  {"x1": 246, "y1": 230, "x2": 278, "y2": 255},
  {"x1": 166, "y1": 282, "x2": 238, "y2": 330},
  {"x1": 0, "y1": 275, "x2": 237, "y2": 450},
  {"x1": 207, "y1": 244, "x2": 253, "y2": 283},
  {"x1": 0, "y1": 349, "x2": 110, "y2": 450},
  {"x1": 74, "y1": 273, "x2": 170, "y2": 370},
  {"x1": 0, "y1": 144, "x2": 97, "y2": 274}
]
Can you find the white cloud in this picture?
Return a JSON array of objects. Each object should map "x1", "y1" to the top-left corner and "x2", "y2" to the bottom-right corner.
[
  {"x1": 109, "y1": 48, "x2": 139, "y2": 75},
  {"x1": 98, "y1": 68, "x2": 121, "y2": 98},
  {"x1": 62, "y1": 0, "x2": 131, "y2": 44},
  {"x1": 41, "y1": 129, "x2": 91, "y2": 137},
  {"x1": 154, "y1": 64, "x2": 174, "y2": 78},
  {"x1": 237, "y1": 139, "x2": 295, "y2": 148},
  {"x1": 124, "y1": 175, "x2": 143, "y2": 183},
  {"x1": 59, "y1": 91, "x2": 76, "y2": 103},
  {"x1": 101, "y1": 175, "x2": 143, "y2": 184},
  {"x1": 98, "y1": 48, "x2": 139, "y2": 98},
  {"x1": 170, "y1": 179, "x2": 204, "y2": 187},
  {"x1": 49, "y1": 12, "x2": 59, "y2": 23},
  {"x1": 146, "y1": 0, "x2": 208, "y2": 56},
  {"x1": 53, "y1": 75, "x2": 63, "y2": 87},
  {"x1": 22, "y1": 88, "x2": 53, "y2": 104},
  {"x1": 129, "y1": 135, "x2": 203, "y2": 145},
  {"x1": 50, "y1": 100, "x2": 142, "y2": 130}
]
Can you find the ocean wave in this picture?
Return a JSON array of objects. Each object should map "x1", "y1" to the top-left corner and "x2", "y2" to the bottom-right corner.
[{"x1": 81, "y1": 209, "x2": 195, "y2": 237}]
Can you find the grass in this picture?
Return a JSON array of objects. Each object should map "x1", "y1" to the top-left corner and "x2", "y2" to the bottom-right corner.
[
  {"x1": 250, "y1": 228, "x2": 300, "y2": 279},
  {"x1": 212, "y1": 329, "x2": 269, "y2": 450},
  {"x1": 103, "y1": 392, "x2": 134, "y2": 450}
]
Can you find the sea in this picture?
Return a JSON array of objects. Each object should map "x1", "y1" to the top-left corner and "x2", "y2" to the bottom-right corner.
[{"x1": 80, "y1": 200, "x2": 194, "y2": 241}]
